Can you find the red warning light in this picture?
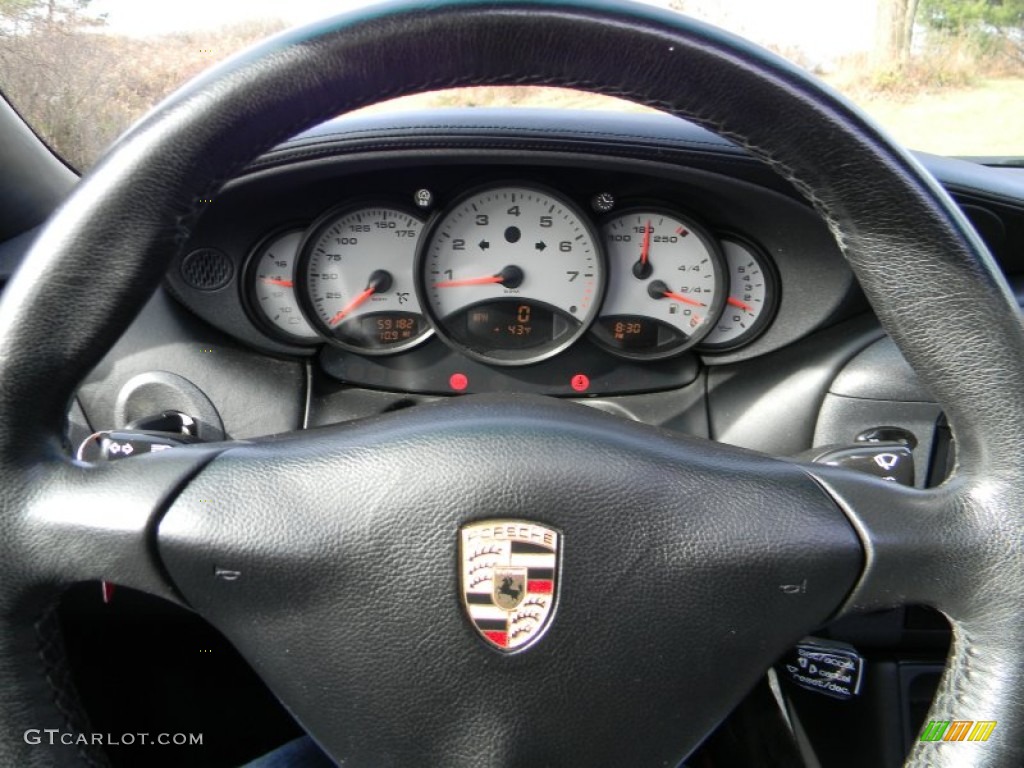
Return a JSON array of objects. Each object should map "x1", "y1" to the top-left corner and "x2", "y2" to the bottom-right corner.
[
  {"x1": 449, "y1": 373, "x2": 469, "y2": 392},
  {"x1": 570, "y1": 374, "x2": 590, "y2": 393}
]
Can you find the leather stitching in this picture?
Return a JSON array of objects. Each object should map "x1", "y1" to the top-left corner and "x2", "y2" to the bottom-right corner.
[{"x1": 36, "y1": 604, "x2": 109, "y2": 768}]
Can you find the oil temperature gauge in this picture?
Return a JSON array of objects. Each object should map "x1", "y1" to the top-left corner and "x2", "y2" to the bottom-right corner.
[
  {"x1": 592, "y1": 208, "x2": 726, "y2": 359},
  {"x1": 698, "y1": 237, "x2": 778, "y2": 351},
  {"x1": 246, "y1": 229, "x2": 319, "y2": 343}
]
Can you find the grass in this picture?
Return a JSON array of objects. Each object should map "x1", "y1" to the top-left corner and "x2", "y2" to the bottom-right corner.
[
  {"x1": 838, "y1": 77, "x2": 1024, "y2": 158},
  {"x1": 354, "y1": 78, "x2": 1024, "y2": 160}
]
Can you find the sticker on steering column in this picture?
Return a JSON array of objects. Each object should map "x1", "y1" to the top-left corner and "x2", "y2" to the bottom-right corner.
[{"x1": 778, "y1": 638, "x2": 864, "y2": 700}]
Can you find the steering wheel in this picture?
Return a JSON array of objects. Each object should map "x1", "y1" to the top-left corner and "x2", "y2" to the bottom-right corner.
[{"x1": 1, "y1": 1, "x2": 1021, "y2": 766}]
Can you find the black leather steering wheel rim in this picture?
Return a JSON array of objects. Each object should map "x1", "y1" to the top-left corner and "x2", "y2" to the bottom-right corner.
[{"x1": 1, "y1": 1, "x2": 1022, "y2": 766}]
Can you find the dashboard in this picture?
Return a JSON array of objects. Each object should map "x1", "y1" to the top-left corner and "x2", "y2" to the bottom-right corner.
[
  {"x1": 242, "y1": 184, "x2": 772, "y2": 365},
  {"x1": 50, "y1": 108, "x2": 1024, "y2": 461},
  {"x1": 162, "y1": 109, "x2": 861, "y2": 404}
]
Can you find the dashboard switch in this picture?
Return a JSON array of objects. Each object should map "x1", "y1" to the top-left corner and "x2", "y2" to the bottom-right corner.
[
  {"x1": 813, "y1": 442, "x2": 914, "y2": 486},
  {"x1": 778, "y1": 638, "x2": 864, "y2": 701}
]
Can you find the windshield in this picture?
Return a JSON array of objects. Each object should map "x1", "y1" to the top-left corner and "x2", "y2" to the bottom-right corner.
[{"x1": 0, "y1": 0, "x2": 1021, "y2": 170}]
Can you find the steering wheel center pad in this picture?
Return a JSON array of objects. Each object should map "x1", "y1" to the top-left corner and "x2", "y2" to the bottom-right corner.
[{"x1": 159, "y1": 394, "x2": 860, "y2": 765}]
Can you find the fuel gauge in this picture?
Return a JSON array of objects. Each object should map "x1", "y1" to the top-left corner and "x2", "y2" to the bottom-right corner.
[{"x1": 592, "y1": 208, "x2": 726, "y2": 360}]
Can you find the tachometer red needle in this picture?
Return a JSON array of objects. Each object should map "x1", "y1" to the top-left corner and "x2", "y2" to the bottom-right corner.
[
  {"x1": 662, "y1": 290, "x2": 706, "y2": 308},
  {"x1": 262, "y1": 278, "x2": 293, "y2": 288},
  {"x1": 435, "y1": 265, "x2": 525, "y2": 290},
  {"x1": 727, "y1": 297, "x2": 754, "y2": 311},
  {"x1": 435, "y1": 275, "x2": 505, "y2": 288},
  {"x1": 640, "y1": 220, "x2": 652, "y2": 265},
  {"x1": 329, "y1": 285, "x2": 375, "y2": 326}
]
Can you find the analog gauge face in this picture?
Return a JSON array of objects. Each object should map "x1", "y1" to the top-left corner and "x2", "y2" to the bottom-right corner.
[
  {"x1": 698, "y1": 238, "x2": 778, "y2": 351},
  {"x1": 248, "y1": 229, "x2": 319, "y2": 343},
  {"x1": 592, "y1": 209, "x2": 726, "y2": 359},
  {"x1": 419, "y1": 184, "x2": 603, "y2": 365},
  {"x1": 300, "y1": 205, "x2": 429, "y2": 354}
]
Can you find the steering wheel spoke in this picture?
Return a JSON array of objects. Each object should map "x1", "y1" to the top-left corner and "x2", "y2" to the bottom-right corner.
[
  {"x1": 11, "y1": 446, "x2": 223, "y2": 598},
  {"x1": 804, "y1": 464, "x2": 995, "y2": 614},
  {"x1": 0, "y1": 444, "x2": 221, "y2": 767},
  {"x1": 800, "y1": 461, "x2": 1024, "y2": 764}
]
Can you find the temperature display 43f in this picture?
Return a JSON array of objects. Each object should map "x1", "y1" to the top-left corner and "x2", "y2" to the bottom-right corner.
[{"x1": 464, "y1": 302, "x2": 555, "y2": 350}]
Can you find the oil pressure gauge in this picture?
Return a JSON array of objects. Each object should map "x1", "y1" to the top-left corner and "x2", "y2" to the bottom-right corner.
[
  {"x1": 592, "y1": 208, "x2": 726, "y2": 359},
  {"x1": 698, "y1": 237, "x2": 778, "y2": 351}
]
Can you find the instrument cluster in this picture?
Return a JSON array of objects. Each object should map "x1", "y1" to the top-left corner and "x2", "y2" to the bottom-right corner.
[{"x1": 245, "y1": 182, "x2": 778, "y2": 366}]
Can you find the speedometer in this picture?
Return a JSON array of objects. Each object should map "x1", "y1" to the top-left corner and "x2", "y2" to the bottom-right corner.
[
  {"x1": 418, "y1": 184, "x2": 603, "y2": 365},
  {"x1": 299, "y1": 203, "x2": 429, "y2": 354}
]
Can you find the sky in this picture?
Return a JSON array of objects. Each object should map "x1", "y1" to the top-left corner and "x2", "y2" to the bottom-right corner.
[{"x1": 88, "y1": 0, "x2": 878, "y2": 61}]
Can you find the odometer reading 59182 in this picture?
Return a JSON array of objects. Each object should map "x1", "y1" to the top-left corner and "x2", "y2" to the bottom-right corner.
[
  {"x1": 300, "y1": 204, "x2": 429, "y2": 354},
  {"x1": 419, "y1": 184, "x2": 604, "y2": 365}
]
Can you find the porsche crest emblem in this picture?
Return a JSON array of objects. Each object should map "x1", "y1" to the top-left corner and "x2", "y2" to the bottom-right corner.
[{"x1": 460, "y1": 520, "x2": 559, "y2": 652}]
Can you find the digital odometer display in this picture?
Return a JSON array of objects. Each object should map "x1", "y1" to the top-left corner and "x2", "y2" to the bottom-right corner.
[
  {"x1": 419, "y1": 184, "x2": 604, "y2": 366},
  {"x1": 332, "y1": 312, "x2": 423, "y2": 349}
]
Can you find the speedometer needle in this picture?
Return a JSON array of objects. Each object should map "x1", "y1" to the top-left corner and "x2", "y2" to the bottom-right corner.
[
  {"x1": 262, "y1": 278, "x2": 294, "y2": 288},
  {"x1": 648, "y1": 279, "x2": 706, "y2": 307},
  {"x1": 727, "y1": 297, "x2": 754, "y2": 312},
  {"x1": 435, "y1": 265, "x2": 524, "y2": 290},
  {"x1": 329, "y1": 270, "x2": 393, "y2": 326}
]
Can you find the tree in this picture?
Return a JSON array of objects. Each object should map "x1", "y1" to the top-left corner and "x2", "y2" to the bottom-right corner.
[
  {"x1": 920, "y1": 0, "x2": 1024, "y2": 61},
  {"x1": 0, "y1": 7, "x2": 287, "y2": 170},
  {"x1": 874, "y1": 0, "x2": 921, "y2": 71},
  {"x1": 0, "y1": 0, "x2": 105, "y2": 32},
  {"x1": 0, "y1": 0, "x2": 109, "y2": 167}
]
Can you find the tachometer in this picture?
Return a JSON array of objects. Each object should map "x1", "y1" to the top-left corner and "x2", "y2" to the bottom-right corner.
[
  {"x1": 592, "y1": 208, "x2": 725, "y2": 359},
  {"x1": 419, "y1": 184, "x2": 603, "y2": 365},
  {"x1": 299, "y1": 204, "x2": 429, "y2": 354}
]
